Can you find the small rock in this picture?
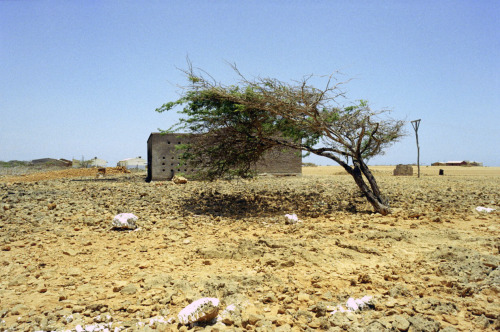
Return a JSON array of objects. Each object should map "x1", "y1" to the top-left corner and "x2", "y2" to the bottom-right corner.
[
  {"x1": 120, "y1": 284, "x2": 138, "y2": 295},
  {"x1": 243, "y1": 312, "x2": 264, "y2": 326},
  {"x1": 358, "y1": 274, "x2": 372, "y2": 284},
  {"x1": 11, "y1": 304, "x2": 29, "y2": 315},
  {"x1": 392, "y1": 315, "x2": 410, "y2": 331},
  {"x1": 297, "y1": 293, "x2": 310, "y2": 302},
  {"x1": 172, "y1": 176, "x2": 188, "y2": 184},
  {"x1": 308, "y1": 318, "x2": 322, "y2": 328},
  {"x1": 280, "y1": 258, "x2": 295, "y2": 268},
  {"x1": 442, "y1": 314, "x2": 458, "y2": 325},
  {"x1": 431, "y1": 216, "x2": 441, "y2": 223},
  {"x1": 112, "y1": 213, "x2": 138, "y2": 230},
  {"x1": 62, "y1": 248, "x2": 78, "y2": 256},
  {"x1": 127, "y1": 305, "x2": 141, "y2": 313},
  {"x1": 47, "y1": 203, "x2": 57, "y2": 210},
  {"x1": 275, "y1": 324, "x2": 292, "y2": 332},
  {"x1": 407, "y1": 314, "x2": 440, "y2": 332}
]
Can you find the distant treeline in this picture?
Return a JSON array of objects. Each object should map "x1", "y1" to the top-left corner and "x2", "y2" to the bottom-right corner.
[{"x1": 0, "y1": 160, "x2": 31, "y2": 167}]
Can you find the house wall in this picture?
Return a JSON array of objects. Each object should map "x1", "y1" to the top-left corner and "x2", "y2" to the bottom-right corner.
[
  {"x1": 118, "y1": 158, "x2": 147, "y2": 169},
  {"x1": 147, "y1": 133, "x2": 301, "y2": 181}
]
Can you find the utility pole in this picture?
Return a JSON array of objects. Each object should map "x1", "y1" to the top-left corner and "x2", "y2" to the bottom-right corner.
[{"x1": 411, "y1": 119, "x2": 421, "y2": 178}]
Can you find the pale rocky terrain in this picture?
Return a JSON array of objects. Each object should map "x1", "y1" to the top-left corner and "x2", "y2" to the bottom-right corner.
[{"x1": 0, "y1": 166, "x2": 498, "y2": 331}]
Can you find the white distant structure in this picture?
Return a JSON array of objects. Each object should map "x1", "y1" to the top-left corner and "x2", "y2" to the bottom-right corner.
[
  {"x1": 72, "y1": 157, "x2": 108, "y2": 168},
  {"x1": 431, "y1": 160, "x2": 483, "y2": 167},
  {"x1": 117, "y1": 156, "x2": 147, "y2": 170},
  {"x1": 90, "y1": 157, "x2": 108, "y2": 168}
]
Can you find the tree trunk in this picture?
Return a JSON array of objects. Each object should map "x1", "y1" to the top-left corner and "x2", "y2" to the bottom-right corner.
[
  {"x1": 316, "y1": 150, "x2": 391, "y2": 215},
  {"x1": 358, "y1": 159, "x2": 382, "y2": 199},
  {"x1": 348, "y1": 162, "x2": 391, "y2": 215}
]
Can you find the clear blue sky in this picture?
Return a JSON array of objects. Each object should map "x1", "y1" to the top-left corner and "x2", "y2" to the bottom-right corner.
[{"x1": 1, "y1": 1, "x2": 499, "y2": 166}]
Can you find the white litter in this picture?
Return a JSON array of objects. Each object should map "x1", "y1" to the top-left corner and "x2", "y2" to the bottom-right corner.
[
  {"x1": 225, "y1": 304, "x2": 236, "y2": 312},
  {"x1": 330, "y1": 295, "x2": 373, "y2": 315},
  {"x1": 148, "y1": 316, "x2": 173, "y2": 326},
  {"x1": 111, "y1": 213, "x2": 138, "y2": 230},
  {"x1": 284, "y1": 213, "x2": 300, "y2": 224},
  {"x1": 476, "y1": 206, "x2": 496, "y2": 213},
  {"x1": 178, "y1": 297, "x2": 220, "y2": 325}
]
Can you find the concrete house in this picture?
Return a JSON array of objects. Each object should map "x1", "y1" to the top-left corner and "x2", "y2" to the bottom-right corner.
[
  {"x1": 147, "y1": 133, "x2": 302, "y2": 181},
  {"x1": 72, "y1": 157, "x2": 107, "y2": 168},
  {"x1": 117, "y1": 157, "x2": 147, "y2": 170},
  {"x1": 90, "y1": 158, "x2": 107, "y2": 168},
  {"x1": 432, "y1": 160, "x2": 483, "y2": 167}
]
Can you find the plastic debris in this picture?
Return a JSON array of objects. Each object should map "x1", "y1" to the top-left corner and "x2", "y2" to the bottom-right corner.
[
  {"x1": 284, "y1": 213, "x2": 300, "y2": 224},
  {"x1": 111, "y1": 213, "x2": 138, "y2": 230},
  {"x1": 476, "y1": 206, "x2": 496, "y2": 213},
  {"x1": 149, "y1": 316, "x2": 174, "y2": 326},
  {"x1": 178, "y1": 297, "x2": 220, "y2": 325},
  {"x1": 330, "y1": 295, "x2": 373, "y2": 315}
]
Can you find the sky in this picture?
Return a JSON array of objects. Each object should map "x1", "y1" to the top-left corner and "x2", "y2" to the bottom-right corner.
[{"x1": 1, "y1": 0, "x2": 499, "y2": 167}]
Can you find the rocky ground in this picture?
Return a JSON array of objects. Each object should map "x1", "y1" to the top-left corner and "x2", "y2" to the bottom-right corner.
[{"x1": 0, "y1": 167, "x2": 498, "y2": 331}]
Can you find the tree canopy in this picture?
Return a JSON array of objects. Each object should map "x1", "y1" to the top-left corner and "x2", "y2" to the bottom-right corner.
[{"x1": 157, "y1": 65, "x2": 405, "y2": 215}]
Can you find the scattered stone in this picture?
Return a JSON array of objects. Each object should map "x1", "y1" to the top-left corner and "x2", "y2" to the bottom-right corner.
[
  {"x1": 431, "y1": 216, "x2": 441, "y2": 223},
  {"x1": 392, "y1": 315, "x2": 410, "y2": 331},
  {"x1": 440, "y1": 327, "x2": 458, "y2": 332},
  {"x1": 407, "y1": 314, "x2": 440, "y2": 332},
  {"x1": 358, "y1": 273, "x2": 372, "y2": 284},
  {"x1": 0, "y1": 166, "x2": 497, "y2": 331},
  {"x1": 297, "y1": 293, "x2": 310, "y2": 302},
  {"x1": 120, "y1": 284, "x2": 138, "y2": 295},
  {"x1": 442, "y1": 314, "x2": 458, "y2": 325},
  {"x1": 62, "y1": 248, "x2": 78, "y2": 256},
  {"x1": 10, "y1": 304, "x2": 29, "y2": 315},
  {"x1": 218, "y1": 304, "x2": 239, "y2": 326},
  {"x1": 172, "y1": 176, "x2": 188, "y2": 184},
  {"x1": 112, "y1": 213, "x2": 138, "y2": 230}
]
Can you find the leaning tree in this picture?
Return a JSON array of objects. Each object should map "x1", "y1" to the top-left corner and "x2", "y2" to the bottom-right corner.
[{"x1": 156, "y1": 65, "x2": 405, "y2": 215}]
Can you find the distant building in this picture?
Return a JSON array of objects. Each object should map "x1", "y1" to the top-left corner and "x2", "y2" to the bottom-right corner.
[
  {"x1": 72, "y1": 157, "x2": 107, "y2": 168},
  {"x1": 431, "y1": 160, "x2": 483, "y2": 167},
  {"x1": 445, "y1": 160, "x2": 467, "y2": 166},
  {"x1": 117, "y1": 156, "x2": 147, "y2": 170},
  {"x1": 31, "y1": 158, "x2": 71, "y2": 167},
  {"x1": 147, "y1": 132, "x2": 302, "y2": 181},
  {"x1": 90, "y1": 157, "x2": 107, "y2": 168}
]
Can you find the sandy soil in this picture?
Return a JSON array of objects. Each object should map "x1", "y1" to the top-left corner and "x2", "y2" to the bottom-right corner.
[
  {"x1": 303, "y1": 166, "x2": 500, "y2": 177},
  {"x1": 0, "y1": 166, "x2": 498, "y2": 331}
]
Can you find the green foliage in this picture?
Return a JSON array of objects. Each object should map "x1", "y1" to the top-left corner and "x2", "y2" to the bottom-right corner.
[
  {"x1": 0, "y1": 160, "x2": 30, "y2": 168},
  {"x1": 157, "y1": 66, "x2": 404, "y2": 214}
]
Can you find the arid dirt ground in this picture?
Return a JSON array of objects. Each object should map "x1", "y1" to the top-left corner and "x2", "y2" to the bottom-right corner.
[{"x1": 0, "y1": 166, "x2": 498, "y2": 331}]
